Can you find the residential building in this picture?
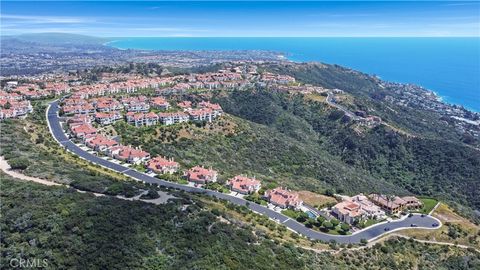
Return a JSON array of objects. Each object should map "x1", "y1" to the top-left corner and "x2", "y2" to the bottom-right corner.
[
  {"x1": 70, "y1": 123, "x2": 97, "y2": 138},
  {"x1": 85, "y1": 135, "x2": 118, "y2": 153},
  {"x1": 158, "y1": 112, "x2": 189, "y2": 125},
  {"x1": 264, "y1": 187, "x2": 303, "y2": 209},
  {"x1": 147, "y1": 156, "x2": 179, "y2": 174},
  {"x1": 108, "y1": 145, "x2": 150, "y2": 164},
  {"x1": 185, "y1": 166, "x2": 218, "y2": 185},
  {"x1": 349, "y1": 194, "x2": 386, "y2": 220},
  {"x1": 227, "y1": 175, "x2": 261, "y2": 194},
  {"x1": 95, "y1": 112, "x2": 122, "y2": 125},
  {"x1": 187, "y1": 108, "x2": 215, "y2": 122},
  {"x1": 332, "y1": 201, "x2": 365, "y2": 224},
  {"x1": 125, "y1": 112, "x2": 159, "y2": 127},
  {"x1": 369, "y1": 194, "x2": 422, "y2": 214},
  {"x1": 177, "y1": 101, "x2": 192, "y2": 110},
  {"x1": 150, "y1": 97, "x2": 170, "y2": 110}
]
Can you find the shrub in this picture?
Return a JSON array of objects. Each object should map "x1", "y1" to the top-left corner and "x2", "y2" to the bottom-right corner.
[{"x1": 8, "y1": 157, "x2": 30, "y2": 170}]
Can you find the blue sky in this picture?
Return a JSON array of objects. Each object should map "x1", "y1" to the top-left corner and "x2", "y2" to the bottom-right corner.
[{"x1": 1, "y1": 1, "x2": 479, "y2": 37}]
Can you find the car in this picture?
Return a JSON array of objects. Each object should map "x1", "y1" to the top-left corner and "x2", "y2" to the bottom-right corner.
[
  {"x1": 410, "y1": 224, "x2": 417, "y2": 227},
  {"x1": 421, "y1": 214, "x2": 426, "y2": 217},
  {"x1": 432, "y1": 223, "x2": 439, "y2": 227},
  {"x1": 384, "y1": 227, "x2": 390, "y2": 231},
  {"x1": 408, "y1": 213, "x2": 414, "y2": 217}
]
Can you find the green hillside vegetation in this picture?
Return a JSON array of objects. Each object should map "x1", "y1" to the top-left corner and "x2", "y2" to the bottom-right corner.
[
  {"x1": 2, "y1": 176, "x2": 479, "y2": 269},
  {"x1": 117, "y1": 84, "x2": 479, "y2": 221},
  {"x1": 213, "y1": 87, "x2": 479, "y2": 219},
  {"x1": 0, "y1": 102, "x2": 142, "y2": 197},
  {"x1": 116, "y1": 109, "x2": 402, "y2": 195}
]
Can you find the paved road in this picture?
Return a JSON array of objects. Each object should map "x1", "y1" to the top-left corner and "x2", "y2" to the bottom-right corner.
[
  {"x1": 46, "y1": 101, "x2": 441, "y2": 244},
  {"x1": 326, "y1": 91, "x2": 361, "y2": 120}
]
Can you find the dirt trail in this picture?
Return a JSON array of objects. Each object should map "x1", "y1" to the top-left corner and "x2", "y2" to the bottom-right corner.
[
  {"x1": 0, "y1": 156, "x2": 62, "y2": 186},
  {"x1": 1, "y1": 156, "x2": 175, "y2": 204}
]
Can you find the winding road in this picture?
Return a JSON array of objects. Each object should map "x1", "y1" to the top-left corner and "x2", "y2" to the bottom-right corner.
[{"x1": 46, "y1": 100, "x2": 441, "y2": 244}]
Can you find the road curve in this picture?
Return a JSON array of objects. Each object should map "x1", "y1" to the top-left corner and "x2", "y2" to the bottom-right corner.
[{"x1": 46, "y1": 100, "x2": 441, "y2": 244}]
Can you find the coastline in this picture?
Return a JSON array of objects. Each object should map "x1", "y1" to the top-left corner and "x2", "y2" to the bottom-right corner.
[{"x1": 105, "y1": 39, "x2": 479, "y2": 113}]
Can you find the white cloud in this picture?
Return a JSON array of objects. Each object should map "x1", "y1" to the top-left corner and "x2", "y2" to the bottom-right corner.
[{"x1": 1, "y1": 14, "x2": 93, "y2": 24}]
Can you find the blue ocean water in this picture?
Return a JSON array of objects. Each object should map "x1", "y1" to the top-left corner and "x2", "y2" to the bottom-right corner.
[{"x1": 109, "y1": 38, "x2": 480, "y2": 111}]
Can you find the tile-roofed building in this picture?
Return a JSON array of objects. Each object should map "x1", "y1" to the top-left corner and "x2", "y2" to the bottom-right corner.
[
  {"x1": 332, "y1": 201, "x2": 365, "y2": 224},
  {"x1": 70, "y1": 123, "x2": 97, "y2": 138},
  {"x1": 185, "y1": 166, "x2": 218, "y2": 185},
  {"x1": 158, "y1": 112, "x2": 189, "y2": 125},
  {"x1": 85, "y1": 135, "x2": 118, "y2": 152},
  {"x1": 265, "y1": 187, "x2": 302, "y2": 209},
  {"x1": 348, "y1": 194, "x2": 386, "y2": 220},
  {"x1": 95, "y1": 112, "x2": 122, "y2": 125},
  {"x1": 125, "y1": 112, "x2": 159, "y2": 127},
  {"x1": 108, "y1": 145, "x2": 150, "y2": 164},
  {"x1": 187, "y1": 108, "x2": 215, "y2": 122},
  {"x1": 177, "y1": 101, "x2": 192, "y2": 110},
  {"x1": 150, "y1": 97, "x2": 170, "y2": 110},
  {"x1": 147, "y1": 156, "x2": 179, "y2": 174},
  {"x1": 227, "y1": 175, "x2": 261, "y2": 195},
  {"x1": 368, "y1": 194, "x2": 422, "y2": 214},
  {"x1": 67, "y1": 114, "x2": 91, "y2": 125}
]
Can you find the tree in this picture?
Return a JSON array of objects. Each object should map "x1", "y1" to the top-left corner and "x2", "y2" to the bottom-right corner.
[
  {"x1": 340, "y1": 223, "x2": 350, "y2": 234},
  {"x1": 296, "y1": 212, "x2": 309, "y2": 223},
  {"x1": 8, "y1": 157, "x2": 30, "y2": 170},
  {"x1": 316, "y1": 216, "x2": 325, "y2": 227},
  {"x1": 322, "y1": 221, "x2": 333, "y2": 231},
  {"x1": 324, "y1": 189, "x2": 335, "y2": 197},
  {"x1": 331, "y1": 218, "x2": 340, "y2": 227}
]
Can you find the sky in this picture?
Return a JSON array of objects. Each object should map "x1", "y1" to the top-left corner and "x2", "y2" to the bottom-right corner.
[{"x1": 1, "y1": 1, "x2": 480, "y2": 37}]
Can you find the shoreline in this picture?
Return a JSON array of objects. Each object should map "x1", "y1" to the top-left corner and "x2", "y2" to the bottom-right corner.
[{"x1": 105, "y1": 39, "x2": 479, "y2": 113}]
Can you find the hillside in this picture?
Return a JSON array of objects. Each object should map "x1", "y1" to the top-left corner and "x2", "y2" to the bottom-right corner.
[
  {"x1": 2, "y1": 177, "x2": 479, "y2": 269},
  {"x1": 114, "y1": 62, "x2": 480, "y2": 221},
  {"x1": 5, "y1": 32, "x2": 110, "y2": 45}
]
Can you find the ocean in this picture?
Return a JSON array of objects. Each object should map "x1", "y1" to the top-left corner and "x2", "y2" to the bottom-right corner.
[{"x1": 108, "y1": 37, "x2": 480, "y2": 111}]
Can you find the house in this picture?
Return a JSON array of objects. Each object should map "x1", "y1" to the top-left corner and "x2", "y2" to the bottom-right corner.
[
  {"x1": 85, "y1": 135, "x2": 118, "y2": 153},
  {"x1": 68, "y1": 114, "x2": 91, "y2": 125},
  {"x1": 62, "y1": 104, "x2": 95, "y2": 115},
  {"x1": 332, "y1": 201, "x2": 365, "y2": 224},
  {"x1": 158, "y1": 112, "x2": 189, "y2": 125},
  {"x1": 95, "y1": 112, "x2": 122, "y2": 125},
  {"x1": 125, "y1": 112, "x2": 159, "y2": 127},
  {"x1": 177, "y1": 101, "x2": 192, "y2": 110},
  {"x1": 264, "y1": 187, "x2": 302, "y2": 209},
  {"x1": 187, "y1": 108, "x2": 215, "y2": 122},
  {"x1": 108, "y1": 145, "x2": 150, "y2": 164},
  {"x1": 198, "y1": 101, "x2": 223, "y2": 116},
  {"x1": 227, "y1": 175, "x2": 261, "y2": 194},
  {"x1": 349, "y1": 194, "x2": 386, "y2": 220},
  {"x1": 150, "y1": 97, "x2": 170, "y2": 110},
  {"x1": 369, "y1": 194, "x2": 422, "y2": 214},
  {"x1": 0, "y1": 109, "x2": 15, "y2": 119},
  {"x1": 401, "y1": 196, "x2": 423, "y2": 209},
  {"x1": 122, "y1": 96, "x2": 150, "y2": 112},
  {"x1": 147, "y1": 156, "x2": 179, "y2": 174},
  {"x1": 70, "y1": 123, "x2": 97, "y2": 138},
  {"x1": 95, "y1": 98, "x2": 123, "y2": 112},
  {"x1": 185, "y1": 166, "x2": 218, "y2": 185}
]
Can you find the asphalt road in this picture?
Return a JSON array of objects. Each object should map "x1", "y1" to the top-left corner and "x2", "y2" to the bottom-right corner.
[{"x1": 46, "y1": 100, "x2": 441, "y2": 244}]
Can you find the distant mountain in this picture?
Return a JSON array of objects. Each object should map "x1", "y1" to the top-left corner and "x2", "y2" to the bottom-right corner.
[{"x1": 1, "y1": 32, "x2": 110, "y2": 45}]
